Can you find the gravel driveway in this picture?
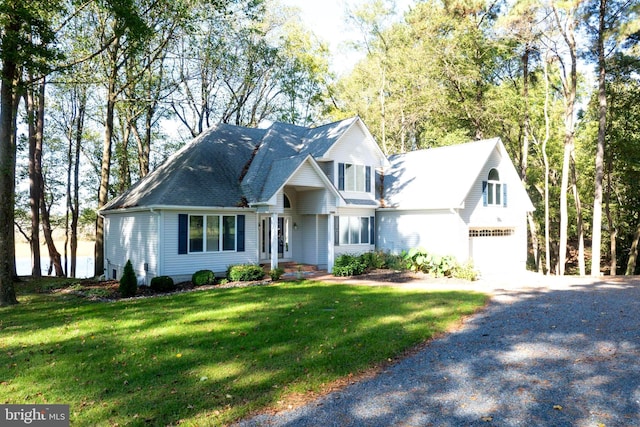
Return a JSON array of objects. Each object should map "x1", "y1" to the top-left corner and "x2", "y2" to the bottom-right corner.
[{"x1": 236, "y1": 274, "x2": 640, "y2": 427}]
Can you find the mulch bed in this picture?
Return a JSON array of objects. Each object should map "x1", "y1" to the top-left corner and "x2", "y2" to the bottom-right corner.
[{"x1": 50, "y1": 269, "x2": 456, "y2": 302}]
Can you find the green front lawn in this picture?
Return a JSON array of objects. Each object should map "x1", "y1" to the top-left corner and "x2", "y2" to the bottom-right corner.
[{"x1": 1, "y1": 280, "x2": 487, "y2": 426}]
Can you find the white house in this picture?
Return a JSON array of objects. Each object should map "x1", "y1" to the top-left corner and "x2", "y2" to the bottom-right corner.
[
  {"x1": 100, "y1": 118, "x2": 533, "y2": 282},
  {"x1": 100, "y1": 117, "x2": 388, "y2": 283}
]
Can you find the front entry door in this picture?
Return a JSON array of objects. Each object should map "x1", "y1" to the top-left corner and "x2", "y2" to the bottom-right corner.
[{"x1": 261, "y1": 216, "x2": 291, "y2": 260}]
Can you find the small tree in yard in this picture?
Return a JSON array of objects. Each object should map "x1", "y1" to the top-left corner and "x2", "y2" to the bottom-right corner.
[{"x1": 119, "y1": 260, "x2": 137, "y2": 297}]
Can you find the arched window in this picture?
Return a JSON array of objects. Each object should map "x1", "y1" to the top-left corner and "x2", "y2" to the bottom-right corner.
[
  {"x1": 283, "y1": 193, "x2": 291, "y2": 209},
  {"x1": 483, "y1": 168, "x2": 506, "y2": 207}
]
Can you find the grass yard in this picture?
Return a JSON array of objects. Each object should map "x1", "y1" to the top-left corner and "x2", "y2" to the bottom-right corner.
[{"x1": 1, "y1": 280, "x2": 487, "y2": 426}]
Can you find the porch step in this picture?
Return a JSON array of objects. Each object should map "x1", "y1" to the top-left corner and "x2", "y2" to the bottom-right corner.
[
  {"x1": 278, "y1": 262, "x2": 318, "y2": 273},
  {"x1": 261, "y1": 262, "x2": 318, "y2": 276}
]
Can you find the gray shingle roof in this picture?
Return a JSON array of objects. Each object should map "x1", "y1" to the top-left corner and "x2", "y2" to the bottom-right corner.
[
  {"x1": 101, "y1": 124, "x2": 265, "y2": 210},
  {"x1": 381, "y1": 138, "x2": 501, "y2": 209},
  {"x1": 241, "y1": 122, "x2": 307, "y2": 204},
  {"x1": 101, "y1": 117, "x2": 361, "y2": 211},
  {"x1": 299, "y1": 117, "x2": 358, "y2": 158}
]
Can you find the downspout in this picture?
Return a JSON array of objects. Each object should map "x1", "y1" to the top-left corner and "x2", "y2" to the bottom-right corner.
[
  {"x1": 97, "y1": 210, "x2": 107, "y2": 279},
  {"x1": 150, "y1": 208, "x2": 161, "y2": 285}
]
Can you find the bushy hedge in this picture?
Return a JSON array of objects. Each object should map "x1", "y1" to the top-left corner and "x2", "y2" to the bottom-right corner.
[
  {"x1": 269, "y1": 267, "x2": 285, "y2": 281},
  {"x1": 402, "y1": 247, "x2": 478, "y2": 279},
  {"x1": 333, "y1": 251, "x2": 402, "y2": 277},
  {"x1": 119, "y1": 260, "x2": 137, "y2": 297},
  {"x1": 226, "y1": 264, "x2": 265, "y2": 282},
  {"x1": 332, "y1": 249, "x2": 478, "y2": 280},
  {"x1": 192, "y1": 269, "x2": 216, "y2": 286},
  {"x1": 333, "y1": 254, "x2": 368, "y2": 277},
  {"x1": 150, "y1": 275, "x2": 175, "y2": 292}
]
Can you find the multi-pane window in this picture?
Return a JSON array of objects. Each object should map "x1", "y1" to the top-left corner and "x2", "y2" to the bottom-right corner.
[
  {"x1": 469, "y1": 228, "x2": 515, "y2": 237},
  {"x1": 339, "y1": 163, "x2": 371, "y2": 192},
  {"x1": 189, "y1": 215, "x2": 236, "y2": 252},
  {"x1": 339, "y1": 216, "x2": 371, "y2": 245},
  {"x1": 483, "y1": 168, "x2": 507, "y2": 207},
  {"x1": 487, "y1": 168, "x2": 501, "y2": 206}
]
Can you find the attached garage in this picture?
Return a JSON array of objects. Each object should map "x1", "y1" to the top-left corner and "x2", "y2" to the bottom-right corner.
[
  {"x1": 377, "y1": 138, "x2": 534, "y2": 277},
  {"x1": 468, "y1": 228, "x2": 522, "y2": 275}
]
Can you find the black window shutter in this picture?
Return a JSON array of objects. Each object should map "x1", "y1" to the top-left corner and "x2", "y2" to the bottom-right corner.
[
  {"x1": 237, "y1": 215, "x2": 245, "y2": 252},
  {"x1": 338, "y1": 163, "x2": 345, "y2": 190},
  {"x1": 370, "y1": 216, "x2": 375, "y2": 244},
  {"x1": 503, "y1": 183, "x2": 508, "y2": 207},
  {"x1": 334, "y1": 216, "x2": 340, "y2": 246},
  {"x1": 178, "y1": 214, "x2": 188, "y2": 254},
  {"x1": 365, "y1": 166, "x2": 371, "y2": 192},
  {"x1": 482, "y1": 181, "x2": 488, "y2": 207}
]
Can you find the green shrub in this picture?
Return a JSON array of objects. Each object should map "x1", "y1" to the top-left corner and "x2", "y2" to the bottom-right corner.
[
  {"x1": 381, "y1": 252, "x2": 405, "y2": 270},
  {"x1": 359, "y1": 251, "x2": 386, "y2": 269},
  {"x1": 452, "y1": 261, "x2": 479, "y2": 281},
  {"x1": 227, "y1": 264, "x2": 265, "y2": 282},
  {"x1": 402, "y1": 248, "x2": 457, "y2": 277},
  {"x1": 333, "y1": 254, "x2": 367, "y2": 277},
  {"x1": 119, "y1": 260, "x2": 137, "y2": 297},
  {"x1": 150, "y1": 275, "x2": 175, "y2": 292},
  {"x1": 269, "y1": 267, "x2": 285, "y2": 281},
  {"x1": 192, "y1": 269, "x2": 216, "y2": 286}
]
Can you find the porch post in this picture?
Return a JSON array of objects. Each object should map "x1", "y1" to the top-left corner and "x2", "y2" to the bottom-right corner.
[
  {"x1": 270, "y1": 212, "x2": 278, "y2": 270},
  {"x1": 328, "y1": 213, "x2": 335, "y2": 273}
]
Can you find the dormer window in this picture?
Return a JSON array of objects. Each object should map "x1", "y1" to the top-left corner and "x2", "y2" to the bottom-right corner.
[
  {"x1": 483, "y1": 168, "x2": 507, "y2": 207},
  {"x1": 338, "y1": 163, "x2": 372, "y2": 193}
]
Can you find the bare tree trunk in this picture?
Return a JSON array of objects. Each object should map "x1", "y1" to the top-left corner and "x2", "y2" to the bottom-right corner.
[
  {"x1": 553, "y1": 3, "x2": 578, "y2": 276},
  {"x1": 605, "y1": 147, "x2": 616, "y2": 275},
  {"x1": 34, "y1": 78, "x2": 64, "y2": 277},
  {"x1": 379, "y1": 64, "x2": 387, "y2": 155},
  {"x1": 626, "y1": 221, "x2": 640, "y2": 275},
  {"x1": 542, "y1": 55, "x2": 552, "y2": 275},
  {"x1": 520, "y1": 43, "x2": 540, "y2": 272},
  {"x1": 116, "y1": 119, "x2": 132, "y2": 194},
  {"x1": 591, "y1": 0, "x2": 607, "y2": 277},
  {"x1": 559, "y1": 143, "x2": 571, "y2": 275},
  {"x1": 96, "y1": 42, "x2": 120, "y2": 277},
  {"x1": 26, "y1": 78, "x2": 41, "y2": 277},
  {"x1": 0, "y1": 25, "x2": 20, "y2": 304},
  {"x1": 571, "y1": 150, "x2": 585, "y2": 276},
  {"x1": 527, "y1": 212, "x2": 540, "y2": 271},
  {"x1": 70, "y1": 92, "x2": 85, "y2": 278}
]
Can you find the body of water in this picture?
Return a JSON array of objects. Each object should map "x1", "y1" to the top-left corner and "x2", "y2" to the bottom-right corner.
[{"x1": 16, "y1": 256, "x2": 95, "y2": 279}]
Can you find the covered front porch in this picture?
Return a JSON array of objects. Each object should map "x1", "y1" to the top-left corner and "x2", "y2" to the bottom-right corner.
[{"x1": 257, "y1": 185, "x2": 339, "y2": 273}]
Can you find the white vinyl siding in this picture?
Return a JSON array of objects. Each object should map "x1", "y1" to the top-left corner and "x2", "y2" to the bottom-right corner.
[
  {"x1": 296, "y1": 189, "x2": 336, "y2": 214},
  {"x1": 104, "y1": 211, "x2": 159, "y2": 282},
  {"x1": 462, "y1": 150, "x2": 523, "y2": 227},
  {"x1": 376, "y1": 209, "x2": 468, "y2": 262},
  {"x1": 162, "y1": 211, "x2": 257, "y2": 280},
  {"x1": 329, "y1": 123, "x2": 384, "y2": 204},
  {"x1": 288, "y1": 162, "x2": 326, "y2": 187}
]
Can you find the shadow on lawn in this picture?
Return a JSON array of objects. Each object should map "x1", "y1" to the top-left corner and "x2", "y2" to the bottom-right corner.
[
  {"x1": 1, "y1": 282, "x2": 486, "y2": 425},
  {"x1": 237, "y1": 279, "x2": 640, "y2": 427}
]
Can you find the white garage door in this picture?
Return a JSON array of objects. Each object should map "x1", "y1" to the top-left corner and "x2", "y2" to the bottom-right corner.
[{"x1": 469, "y1": 228, "x2": 519, "y2": 276}]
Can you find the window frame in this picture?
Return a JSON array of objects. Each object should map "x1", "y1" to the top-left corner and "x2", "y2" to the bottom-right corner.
[
  {"x1": 338, "y1": 215, "x2": 371, "y2": 245},
  {"x1": 339, "y1": 162, "x2": 372, "y2": 193},
  {"x1": 188, "y1": 214, "x2": 237, "y2": 253},
  {"x1": 484, "y1": 168, "x2": 505, "y2": 207}
]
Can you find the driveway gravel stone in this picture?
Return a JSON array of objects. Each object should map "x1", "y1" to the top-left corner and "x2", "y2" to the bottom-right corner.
[{"x1": 235, "y1": 273, "x2": 640, "y2": 427}]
